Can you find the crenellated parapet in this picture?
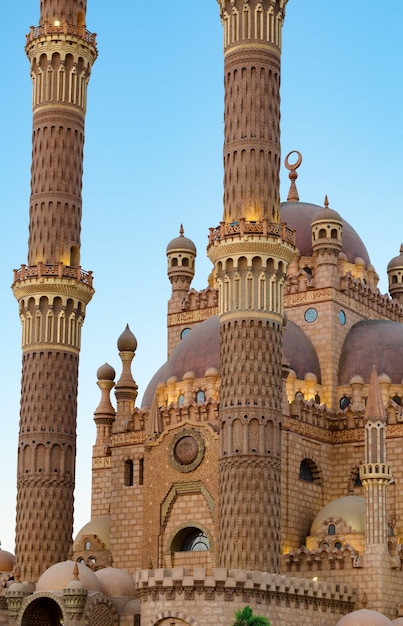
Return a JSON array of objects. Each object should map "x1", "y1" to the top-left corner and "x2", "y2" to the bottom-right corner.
[
  {"x1": 340, "y1": 274, "x2": 403, "y2": 322},
  {"x1": 284, "y1": 544, "x2": 361, "y2": 575},
  {"x1": 135, "y1": 567, "x2": 355, "y2": 617}
]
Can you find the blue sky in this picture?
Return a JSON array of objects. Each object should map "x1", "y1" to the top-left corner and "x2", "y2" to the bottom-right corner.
[{"x1": 1, "y1": 1, "x2": 403, "y2": 552}]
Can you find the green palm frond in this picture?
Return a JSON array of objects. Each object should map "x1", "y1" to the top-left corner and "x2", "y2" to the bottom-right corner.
[{"x1": 232, "y1": 605, "x2": 270, "y2": 626}]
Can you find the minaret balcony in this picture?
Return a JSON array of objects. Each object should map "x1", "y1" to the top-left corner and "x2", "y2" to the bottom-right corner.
[
  {"x1": 26, "y1": 23, "x2": 97, "y2": 46},
  {"x1": 208, "y1": 218, "x2": 295, "y2": 248},
  {"x1": 360, "y1": 463, "x2": 393, "y2": 482},
  {"x1": 13, "y1": 263, "x2": 93, "y2": 288}
]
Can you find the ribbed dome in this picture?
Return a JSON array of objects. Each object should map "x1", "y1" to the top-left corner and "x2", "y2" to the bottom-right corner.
[
  {"x1": 310, "y1": 496, "x2": 365, "y2": 536},
  {"x1": 338, "y1": 320, "x2": 403, "y2": 385},
  {"x1": 141, "y1": 316, "x2": 320, "y2": 406},
  {"x1": 36, "y1": 561, "x2": 101, "y2": 592},
  {"x1": 280, "y1": 201, "x2": 370, "y2": 264},
  {"x1": 95, "y1": 567, "x2": 136, "y2": 597},
  {"x1": 336, "y1": 609, "x2": 393, "y2": 626}
]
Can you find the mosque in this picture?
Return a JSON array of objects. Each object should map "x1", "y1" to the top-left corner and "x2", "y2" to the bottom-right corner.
[{"x1": 2, "y1": 0, "x2": 403, "y2": 625}]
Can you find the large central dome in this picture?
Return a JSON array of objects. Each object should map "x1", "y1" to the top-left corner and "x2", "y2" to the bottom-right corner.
[{"x1": 141, "y1": 316, "x2": 320, "y2": 407}]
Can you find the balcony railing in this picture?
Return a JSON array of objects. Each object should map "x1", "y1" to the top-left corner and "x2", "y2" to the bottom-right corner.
[
  {"x1": 208, "y1": 218, "x2": 296, "y2": 247},
  {"x1": 26, "y1": 23, "x2": 97, "y2": 46},
  {"x1": 13, "y1": 263, "x2": 93, "y2": 287}
]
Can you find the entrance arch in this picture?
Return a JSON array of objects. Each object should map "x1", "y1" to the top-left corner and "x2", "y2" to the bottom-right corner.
[
  {"x1": 153, "y1": 610, "x2": 202, "y2": 626},
  {"x1": 21, "y1": 596, "x2": 64, "y2": 625}
]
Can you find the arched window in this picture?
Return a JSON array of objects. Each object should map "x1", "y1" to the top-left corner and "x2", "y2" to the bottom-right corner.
[
  {"x1": 340, "y1": 395, "x2": 351, "y2": 410},
  {"x1": 124, "y1": 460, "x2": 134, "y2": 486},
  {"x1": 328, "y1": 524, "x2": 336, "y2": 535},
  {"x1": 299, "y1": 459, "x2": 313, "y2": 482},
  {"x1": 139, "y1": 458, "x2": 144, "y2": 486},
  {"x1": 392, "y1": 395, "x2": 402, "y2": 406},
  {"x1": 299, "y1": 458, "x2": 321, "y2": 483},
  {"x1": 84, "y1": 540, "x2": 91, "y2": 551},
  {"x1": 178, "y1": 393, "x2": 185, "y2": 406},
  {"x1": 196, "y1": 390, "x2": 205, "y2": 403},
  {"x1": 171, "y1": 527, "x2": 210, "y2": 552}
]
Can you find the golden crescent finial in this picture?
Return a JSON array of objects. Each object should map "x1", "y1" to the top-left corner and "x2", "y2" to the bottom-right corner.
[
  {"x1": 284, "y1": 150, "x2": 302, "y2": 171},
  {"x1": 285, "y1": 151, "x2": 302, "y2": 202}
]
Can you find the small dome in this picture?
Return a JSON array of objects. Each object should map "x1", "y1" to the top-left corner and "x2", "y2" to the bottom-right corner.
[
  {"x1": 338, "y1": 320, "x2": 403, "y2": 385},
  {"x1": 73, "y1": 515, "x2": 110, "y2": 551},
  {"x1": 95, "y1": 567, "x2": 135, "y2": 597},
  {"x1": 117, "y1": 324, "x2": 137, "y2": 352},
  {"x1": 0, "y1": 548, "x2": 15, "y2": 572},
  {"x1": 336, "y1": 609, "x2": 393, "y2": 626},
  {"x1": 310, "y1": 495, "x2": 365, "y2": 536},
  {"x1": 280, "y1": 201, "x2": 370, "y2": 264},
  {"x1": 350, "y1": 375, "x2": 364, "y2": 385},
  {"x1": 312, "y1": 206, "x2": 342, "y2": 223},
  {"x1": 36, "y1": 561, "x2": 101, "y2": 592},
  {"x1": 166, "y1": 225, "x2": 196, "y2": 254},
  {"x1": 387, "y1": 245, "x2": 403, "y2": 271},
  {"x1": 97, "y1": 362, "x2": 116, "y2": 381}
]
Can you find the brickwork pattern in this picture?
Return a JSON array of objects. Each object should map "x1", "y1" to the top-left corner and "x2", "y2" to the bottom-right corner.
[
  {"x1": 220, "y1": 319, "x2": 282, "y2": 408},
  {"x1": 16, "y1": 350, "x2": 78, "y2": 580},
  {"x1": 218, "y1": 317, "x2": 283, "y2": 571},
  {"x1": 109, "y1": 445, "x2": 144, "y2": 572},
  {"x1": 220, "y1": 456, "x2": 281, "y2": 571},
  {"x1": 29, "y1": 113, "x2": 84, "y2": 265},
  {"x1": 40, "y1": 0, "x2": 87, "y2": 25},
  {"x1": 142, "y1": 423, "x2": 219, "y2": 570}
]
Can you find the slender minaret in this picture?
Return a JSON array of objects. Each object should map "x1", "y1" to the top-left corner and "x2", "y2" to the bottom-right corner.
[
  {"x1": 12, "y1": 1, "x2": 97, "y2": 582},
  {"x1": 208, "y1": 0, "x2": 295, "y2": 572},
  {"x1": 360, "y1": 367, "x2": 392, "y2": 546}
]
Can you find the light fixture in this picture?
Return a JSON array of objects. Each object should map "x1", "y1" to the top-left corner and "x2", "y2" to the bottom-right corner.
[
  {"x1": 54, "y1": 20, "x2": 60, "y2": 26},
  {"x1": 312, "y1": 576, "x2": 319, "y2": 582}
]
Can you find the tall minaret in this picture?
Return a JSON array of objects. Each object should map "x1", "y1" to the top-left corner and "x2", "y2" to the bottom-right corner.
[
  {"x1": 208, "y1": 0, "x2": 295, "y2": 572},
  {"x1": 12, "y1": 1, "x2": 97, "y2": 582}
]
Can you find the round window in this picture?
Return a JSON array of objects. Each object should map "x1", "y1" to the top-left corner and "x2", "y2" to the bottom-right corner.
[{"x1": 304, "y1": 308, "x2": 318, "y2": 323}]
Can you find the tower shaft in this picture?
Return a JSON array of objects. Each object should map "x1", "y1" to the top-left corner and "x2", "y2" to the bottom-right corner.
[
  {"x1": 209, "y1": 0, "x2": 292, "y2": 572},
  {"x1": 12, "y1": 0, "x2": 96, "y2": 582},
  {"x1": 220, "y1": 0, "x2": 286, "y2": 224}
]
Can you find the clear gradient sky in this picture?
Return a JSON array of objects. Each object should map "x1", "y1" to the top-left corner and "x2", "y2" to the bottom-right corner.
[{"x1": 1, "y1": 1, "x2": 403, "y2": 552}]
